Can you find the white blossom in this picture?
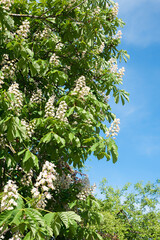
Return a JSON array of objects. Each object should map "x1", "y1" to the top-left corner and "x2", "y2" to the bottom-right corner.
[
  {"x1": 71, "y1": 76, "x2": 90, "y2": 99},
  {"x1": 8, "y1": 82, "x2": 23, "y2": 113},
  {"x1": 0, "y1": 72, "x2": 4, "y2": 88},
  {"x1": 113, "y1": 30, "x2": 122, "y2": 40},
  {"x1": 0, "y1": 134, "x2": 5, "y2": 148},
  {"x1": 77, "y1": 176, "x2": 94, "y2": 201},
  {"x1": 30, "y1": 88, "x2": 42, "y2": 104},
  {"x1": 34, "y1": 27, "x2": 52, "y2": 39},
  {"x1": 107, "y1": 58, "x2": 118, "y2": 73},
  {"x1": 21, "y1": 119, "x2": 35, "y2": 138},
  {"x1": 55, "y1": 42, "x2": 63, "y2": 50},
  {"x1": 98, "y1": 91, "x2": 110, "y2": 104},
  {"x1": 107, "y1": 58, "x2": 125, "y2": 80},
  {"x1": 32, "y1": 161, "x2": 57, "y2": 208},
  {"x1": 106, "y1": 3, "x2": 109, "y2": 8},
  {"x1": 98, "y1": 42, "x2": 105, "y2": 53},
  {"x1": 1, "y1": 54, "x2": 16, "y2": 79},
  {"x1": 45, "y1": 95, "x2": 55, "y2": 117},
  {"x1": 49, "y1": 53, "x2": 60, "y2": 66},
  {"x1": 56, "y1": 172, "x2": 73, "y2": 190},
  {"x1": 118, "y1": 67, "x2": 125, "y2": 78},
  {"x1": 21, "y1": 169, "x2": 33, "y2": 186},
  {"x1": 112, "y1": 2, "x2": 119, "y2": 18},
  {"x1": 55, "y1": 101, "x2": 68, "y2": 123},
  {"x1": 9, "y1": 232, "x2": 22, "y2": 240},
  {"x1": 0, "y1": 234, "x2": 5, "y2": 240},
  {"x1": 16, "y1": 20, "x2": 30, "y2": 38},
  {"x1": 1, "y1": 180, "x2": 19, "y2": 211},
  {"x1": 94, "y1": 6, "x2": 100, "y2": 15},
  {"x1": 106, "y1": 118, "x2": 120, "y2": 139},
  {"x1": 0, "y1": 0, "x2": 12, "y2": 11}
]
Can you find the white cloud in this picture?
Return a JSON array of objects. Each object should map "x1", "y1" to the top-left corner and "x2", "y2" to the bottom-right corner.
[{"x1": 118, "y1": 0, "x2": 160, "y2": 46}]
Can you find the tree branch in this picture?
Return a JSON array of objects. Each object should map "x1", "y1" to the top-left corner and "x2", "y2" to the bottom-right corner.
[
  {"x1": 9, "y1": 13, "x2": 47, "y2": 19},
  {"x1": 68, "y1": 0, "x2": 87, "y2": 13}
]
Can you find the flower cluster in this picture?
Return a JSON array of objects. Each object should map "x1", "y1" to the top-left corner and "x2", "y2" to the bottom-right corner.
[
  {"x1": 1, "y1": 180, "x2": 19, "y2": 211},
  {"x1": 55, "y1": 42, "x2": 63, "y2": 50},
  {"x1": 8, "y1": 82, "x2": 23, "y2": 113},
  {"x1": 9, "y1": 232, "x2": 22, "y2": 240},
  {"x1": 98, "y1": 91, "x2": 110, "y2": 104},
  {"x1": 0, "y1": 72, "x2": 4, "y2": 88},
  {"x1": 114, "y1": 30, "x2": 122, "y2": 40},
  {"x1": 77, "y1": 176, "x2": 95, "y2": 201},
  {"x1": 111, "y1": 2, "x2": 119, "y2": 18},
  {"x1": 0, "y1": 226, "x2": 4, "y2": 240},
  {"x1": 21, "y1": 119, "x2": 35, "y2": 138},
  {"x1": 55, "y1": 101, "x2": 68, "y2": 123},
  {"x1": 56, "y1": 172, "x2": 73, "y2": 190},
  {"x1": 107, "y1": 58, "x2": 118, "y2": 73},
  {"x1": 31, "y1": 161, "x2": 57, "y2": 208},
  {"x1": 107, "y1": 58, "x2": 125, "y2": 80},
  {"x1": 45, "y1": 95, "x2": 55, "y2": 117},
  {"x1": 0, "y1": 134, "x2": 6, "y2": 148},
  {"x1": 30, "y1": 88, "x2": 42, "y2": 104},
  {"x1": 0, "y1": 0, "x2": 12, "y2": 11},
  {"x1": 97, "y1": 42, "x2": 105, "y2": 54},
  {"x1": 21, "y1": 169, "x2": 33, "y2": 186},
  {"x1": 71, "y1": 76, "x2": 90, "y2": 99},
  {"x1": 49, "y1": 53, "x2": 60, "y2": 66},
  {"x1": 94, "y1": 6, "x2": 100, "y2": 15},
  {"x1": 106, "y1": 118, "x2": 120, "y2": 139},
  {"x1": 16, "y1": 20, "x2": 30, "y2": 38},
  {"x1": 34, "y1": 27, "x2": 52, "y2": 39},
  {"x1": 118, "y1": 67, "x2": 125, "y2": 78},
  {"x1": 1, "y1": 54, "x2": 16, "y2": 79}
]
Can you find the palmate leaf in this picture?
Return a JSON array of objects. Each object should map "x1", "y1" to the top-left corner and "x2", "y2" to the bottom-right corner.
[
  {"x1": 25, "y1": 208, "x2": 53, "y2": 237},
  {"x1": 65, "y1": 211, "x2": 81, "y2": 223},
  {"x1": 25, "y1": 208, "x2": 46, "y2": 228},
  {"x1": 44, "y1": 211, "x2": 81, "y2": 237},
  {"x1": 23, "y1": 231, "x2": 32, "y2": 240},
  {"x1": 106, "y1": 138, "x2": 118, "y2": 163},
  {"x1": 10, "y1": 210, "x2": 23, "y2": 225},
  {"x1": 7, "y1": 117, "x2": 26, "y2": 142},
  {"x1": 23, "y1": 150, "x2": 39, "y2": 171},
  {"x1": 0, "y1": 210, "x2": 15, "y2": 226}
]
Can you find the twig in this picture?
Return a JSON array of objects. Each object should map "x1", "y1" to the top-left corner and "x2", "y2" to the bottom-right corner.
[
  {"x1": 9, "y1": 13, "x2": 46, "y2": 19},
  {"x1": 68, "y1": 0, "x2": 87, "y2": 13}
]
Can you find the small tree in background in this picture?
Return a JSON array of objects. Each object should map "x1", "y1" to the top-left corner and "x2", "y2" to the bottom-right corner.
[
  {"x1": 97, "y1": 179, "x2": 160, "y2": 239},
  {"x1": 0, "y1": 0, "x2": 129, "y2": 239}
]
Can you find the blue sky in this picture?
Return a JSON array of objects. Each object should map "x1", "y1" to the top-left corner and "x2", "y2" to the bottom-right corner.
[{"x1": 86, "y1": 0, "x2": 160, "y2": 194}]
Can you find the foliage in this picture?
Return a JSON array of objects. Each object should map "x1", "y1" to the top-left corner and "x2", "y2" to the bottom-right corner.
[
  {"x1": 97, "y1": 179, "x2": 160, "y2": 239},
  {"x1": 0, "y1": 0, "x2": 129, "y2": 239}
]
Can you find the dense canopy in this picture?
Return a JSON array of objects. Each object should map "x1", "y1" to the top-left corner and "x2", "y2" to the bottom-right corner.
[{"x1": 0, "y1": 0, "x2": 130, "y2": 239}]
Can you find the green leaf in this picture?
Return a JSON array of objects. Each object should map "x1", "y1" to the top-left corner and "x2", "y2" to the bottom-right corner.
[
  {"x1": 69, "y1": 133, "x2": 74, "y2": 142},
  {"x1": 121, "y1": 95, "x2": 125, "y2": 105},
  {"x1": 0, "y1": 209, "x2": 17, "y2": 226},
  {"x1": 115, "y1": 94, "x2": 119, "y2": 104},
  {"x1": 52, "y1": 214, "x2": 62, "y2": 237},
  {"x1": 23, "y1": 231, "x2": 32, "y2": 240},
  {"x1": 7, "y1": 117, "x2": 26, "y2": 142},
  {"x1": 10, "y1": 209, "x2": 23, "y2": 225},
  {"x1": 66, "y1": 106, "x2": 75, "y2": 117},
  {"x1": 66, "y1": 211, "x2": 81, "y2": 223},
  {"x1": 44, "y1": 212, "x2": 56, "y2": 226},
  {"x1": 107, "y1": 138, "x2": 118, "y2": 163},
  {"x1": 25, "y1": 208, "x2": 46, "y2": 228},
  {"x1": 40, "y1": 132, "x2": 52, "y2": 144},
  {"x1": 53, "y1": 133, "x2": 65, "y2": 146},
  {"x1": 23, "y1": 150, "x2": 39, "y2": 171},
  {"x1": 59, "y1": 212, "x2": 69, "y2": 228}
]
